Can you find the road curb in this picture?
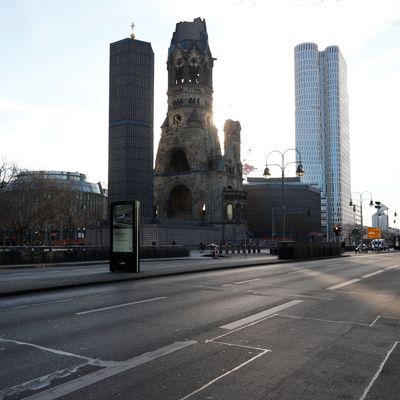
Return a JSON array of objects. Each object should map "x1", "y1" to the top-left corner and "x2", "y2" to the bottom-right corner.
[
  {"x1": 0, "y1": 255, "x2": 347, "y2": 298},
  {"x1": 0, "y1": 257, "x2": 284, "y2": 297}
]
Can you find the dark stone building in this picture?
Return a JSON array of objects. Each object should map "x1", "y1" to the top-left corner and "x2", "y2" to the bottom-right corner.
[
  {"x1": 153, "y1": 18, "x2": 247, "y2": 243},
  {"x1": 108, "y1": 35, "x2": 154, "y2": 220},
  {"x1": 246, "y1": 177, "x2": 321, "y2": 241}
]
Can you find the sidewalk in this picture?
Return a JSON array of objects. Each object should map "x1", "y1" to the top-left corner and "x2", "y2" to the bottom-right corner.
[{"x1": 0, "y1": 250, "x2": 284, "y2": 296}]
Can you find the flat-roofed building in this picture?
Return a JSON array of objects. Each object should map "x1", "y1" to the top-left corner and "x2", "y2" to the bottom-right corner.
[{"x1": 245, "y1": 177, "x2": 321, "y2": 242}]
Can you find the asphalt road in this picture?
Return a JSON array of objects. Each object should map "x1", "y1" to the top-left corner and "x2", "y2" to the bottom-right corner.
[
  {"x1": 0, "y1": 252, "x2": 277, "y2": 295},
  {"x1": 0, "y1": 253, "x2": 399, "y2": 399}
]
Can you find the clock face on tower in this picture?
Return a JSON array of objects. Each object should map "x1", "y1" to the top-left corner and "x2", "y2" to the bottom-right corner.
[{"x1": 173, "y1": 113, "x2": 182, "y2": 126}]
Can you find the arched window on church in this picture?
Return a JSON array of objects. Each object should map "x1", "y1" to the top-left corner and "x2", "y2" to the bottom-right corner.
[
  {"x1": 189, "y1": 58, "x2": 200, "y2": 83},
  {"x1": 226, "y1": 203, "x2": 233, "y2": 222},
  {"x1": 169, "y1": 150, "x2": 190, "y2": 173},
  {"x1": 197, "y1": 201, "x2": 206, "y2": 220},
  {"x1": 168, "y1": 185, "x2": 192, "y2": 219},
  {"x1": 175, "y1": 66, "x2": 184, "y2": 84}
]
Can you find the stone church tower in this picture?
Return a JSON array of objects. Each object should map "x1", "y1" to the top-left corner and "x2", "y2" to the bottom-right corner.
[{"x1": 154, "y1": 18, "x2": 247, "y2": 242}]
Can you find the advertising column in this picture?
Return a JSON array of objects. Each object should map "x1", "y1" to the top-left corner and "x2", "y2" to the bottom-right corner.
[{"x1": 110, "y1": 201, "x2": 140, "y2": 272}]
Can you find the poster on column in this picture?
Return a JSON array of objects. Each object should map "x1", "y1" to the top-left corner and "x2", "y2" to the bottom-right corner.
[{"x1": 112, "y1": 204, "x2": 134, "y2": 253}]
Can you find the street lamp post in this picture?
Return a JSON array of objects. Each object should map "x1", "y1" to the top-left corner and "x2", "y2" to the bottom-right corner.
[
  {"x1": 263, "y1": 148, "x2": 305, "y2": 241},
  {"x1": 349, "y1": 191, "x2": 373, "y2": 249}
]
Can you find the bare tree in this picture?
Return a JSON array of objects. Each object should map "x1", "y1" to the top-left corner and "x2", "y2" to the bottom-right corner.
[
  {"x1": 0, "y1": 160, "x2": 20, "y2": 245},
  {"x1": 1, "y1": 172, "x2": 69, "y2": 245},
  {"x1": 0, "y1": 160, "x2": 19, "y2": 189},
  {"x1": 1, "y1": 170, "x2": 108, "y2": 246}
]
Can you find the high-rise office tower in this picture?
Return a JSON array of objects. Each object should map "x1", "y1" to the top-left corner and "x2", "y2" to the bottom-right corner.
[
  {"x1": 108, "y1": 34, "x2": 154, "y2": 219},
  {"x1": 294, "y1": 42, "x2": 352, "y2": 240}
]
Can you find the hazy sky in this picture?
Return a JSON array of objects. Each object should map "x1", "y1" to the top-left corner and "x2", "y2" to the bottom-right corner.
[{"x1": 1, "y1": 0, "x2": 399, "y2": 226}]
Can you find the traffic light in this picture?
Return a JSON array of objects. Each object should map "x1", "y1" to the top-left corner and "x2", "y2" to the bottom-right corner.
[{"x1": 334, "y1": 225, "x2": 342, "y2": 236}]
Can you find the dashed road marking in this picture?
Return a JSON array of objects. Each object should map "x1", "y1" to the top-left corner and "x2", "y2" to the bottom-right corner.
[
  {"x1": 327, "y1": 279, "x2": 361, "y2": 290},
  {"x1": 76, "y1": 296, "x2": 166, "y2": 315},
  {"x1": 220, "y1": 300, "x2": 303, "y2": 330},
  {"x1": 362, "y1": 270, "x2": 385, "y2": 278}
]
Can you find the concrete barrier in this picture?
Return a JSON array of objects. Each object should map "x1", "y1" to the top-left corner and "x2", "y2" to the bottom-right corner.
[
  {"x1": 0, "y1": 245, "x2": 190, "y2": 265},
  {"x1": 278, "y1": 241, "x2": 341, "y2": 260}
]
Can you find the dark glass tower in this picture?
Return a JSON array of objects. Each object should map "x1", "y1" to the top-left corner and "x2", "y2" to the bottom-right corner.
[{"x1": 108, "y1": 36, "x2": 154, "y2": 219}]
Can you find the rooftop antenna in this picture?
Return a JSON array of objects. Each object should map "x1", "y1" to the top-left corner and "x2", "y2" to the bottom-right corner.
[{"x1": 130, "y1": 22, "x2": 135, "y2": 40}]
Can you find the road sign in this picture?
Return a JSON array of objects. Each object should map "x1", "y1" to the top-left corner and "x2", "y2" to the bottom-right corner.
[{"x1": 367, "y1": 227, "x2": 381, "y2": 239}]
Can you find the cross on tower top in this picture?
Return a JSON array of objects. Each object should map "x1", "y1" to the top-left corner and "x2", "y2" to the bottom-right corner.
[{"x1": 130, "y1": 22, "x2": 135, "y2": 39}]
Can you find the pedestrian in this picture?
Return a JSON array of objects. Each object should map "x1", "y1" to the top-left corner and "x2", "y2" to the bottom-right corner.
[
  {"x1": 213, "y1": 245, "x2": 219, "y2": 259},
  {"x1": 341, "y1": 240, "x2": 345, "y2": 254}
]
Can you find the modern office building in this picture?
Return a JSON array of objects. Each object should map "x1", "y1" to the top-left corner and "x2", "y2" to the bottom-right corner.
[
  {"x1": 108, "y1": 34, "x2": 154, "y2": 220},
  {"x1": 372, "y1": 203, "x2": 389, "y2": 230},
  {"x1": 294, "y1": 42, "x2": 352, "y2": 240}
]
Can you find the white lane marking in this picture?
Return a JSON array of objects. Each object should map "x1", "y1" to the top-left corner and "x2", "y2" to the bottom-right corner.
[
  {"x1": 76, "y1": 296, "x2": 166, "y2": 315},
  {"x1": 248, "y1": 291, "x2": 333, "y2": 301},
  {"x1": 4, "y1": 298, "x2": 74, "y2": 311},
  {"x1": 278, "y1": 314, "x2": 372, "y2": 327},
  {"x1": 212, "y1": 315, "x2": 277, "y2": 344},
  {"x1": 385, "y1": 264, "x2": 400, "y2": 270},
  {"x1": 209, "y1": 339, "x2": 269, "y2": 352},
  {"x1": 233, "y1": 278, "x2": 262, "y2": 285},
  {"x1": 362, "y1": 270, "x2": 385, "y2": 278},
  {"x1": 22, "y1": 341, "x2": 197, "y2": 400},
  {"x1": 327, "y1": 279, "x2": 361, "y2": 290},
  {"x1": 288, "y1": 268, "x2": 311, "y2": 274},
  {"x1": 370, "y1": 316, "x2": 381, "y2": 327},
  {"x1": 221, "y1": 278, "x2": 261, "y2": 287},
  {"x1": 185, "y1": 300, "x2": 274, "y2": 400},
  {"x1": 178, "y1": 349, "x2": 269, "y2": 400},
  {"x1": 0, "y1": 338, "x2": 98, "y2": 363},
  {"x1": 220, "y1": 300, "x2": 304, "y2": 330},
  {"x1": 358, "y1": 341, "x2": 399, "y2": 400}
]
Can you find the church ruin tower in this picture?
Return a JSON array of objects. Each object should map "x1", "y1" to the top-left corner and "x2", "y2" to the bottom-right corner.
[{"x1": 154, "y1": 18, "x2": 247, "y2": 237}]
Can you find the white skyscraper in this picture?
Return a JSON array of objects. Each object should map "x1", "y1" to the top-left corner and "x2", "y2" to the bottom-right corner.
[{"x1": 294, "y1": 42, "x2": 352, "y2": 240}]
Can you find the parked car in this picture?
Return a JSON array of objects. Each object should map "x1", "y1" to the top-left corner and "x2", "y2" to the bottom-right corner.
[{"x1": 371, "y1": 239, "x2": 388, "y2": 251}]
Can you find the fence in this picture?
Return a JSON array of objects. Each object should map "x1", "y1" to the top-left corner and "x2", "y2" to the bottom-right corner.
[{"x1": 278, "y1": 241, "x2": 341, "y2": 259}]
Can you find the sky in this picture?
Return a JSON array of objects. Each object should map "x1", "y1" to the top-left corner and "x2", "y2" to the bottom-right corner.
[{"x1": 1, "y1": 0, "x2": 399, "y2": 226}]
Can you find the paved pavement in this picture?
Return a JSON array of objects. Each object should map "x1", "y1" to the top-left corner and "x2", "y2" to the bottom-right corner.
[{"x1": 0, "y1": 250, "x2": 290, "y2": 296}]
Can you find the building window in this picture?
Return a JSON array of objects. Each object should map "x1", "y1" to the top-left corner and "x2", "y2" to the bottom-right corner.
[
  {"x1": 226, "y1": 203, "x2": 233, "y2": 221},
  {"x1": 169, "y1": 149, "x2": 190, "y2": 172}
]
